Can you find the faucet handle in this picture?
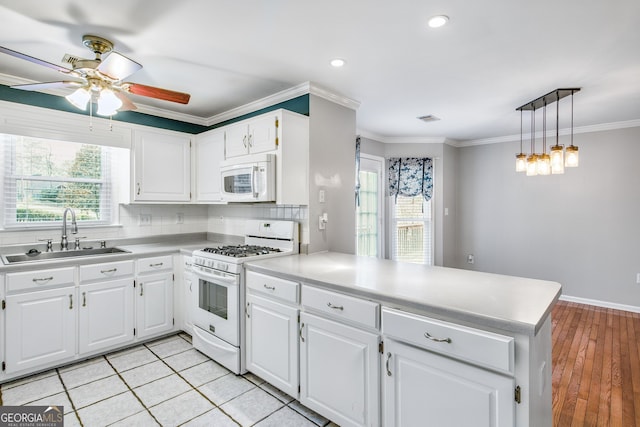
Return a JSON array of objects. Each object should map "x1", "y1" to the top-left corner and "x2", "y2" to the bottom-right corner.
[
  {"x1": 38, "y1": 238, "x2": 54, "y2": 252},
  {"x1": 74, "y1": 236, "x2": 87, "y2": 250}
]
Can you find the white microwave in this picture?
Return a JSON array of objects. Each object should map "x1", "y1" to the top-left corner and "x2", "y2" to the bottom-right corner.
[{"x1": 220, "y1": 153, "x2": 276, "y2": 202}]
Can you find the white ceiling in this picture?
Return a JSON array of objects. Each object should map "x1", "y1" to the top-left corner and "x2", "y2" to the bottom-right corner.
[{"x1": 0, "y1": 0, "x2": 639, "y2": 143}]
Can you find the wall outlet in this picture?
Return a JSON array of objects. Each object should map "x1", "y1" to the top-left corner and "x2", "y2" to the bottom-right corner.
[
  {"x1": 319, "y1": 190, "x2": 326, "y2": 203},
  {"x1": 176, "y1": 213, "x2": 184, "y2": 224},
  {"x1": 467, "y1": 254, "x2": 475, "y2": 264},
  {"x1": 138, "y1": 214, "x2": 152, "y2": 226}
]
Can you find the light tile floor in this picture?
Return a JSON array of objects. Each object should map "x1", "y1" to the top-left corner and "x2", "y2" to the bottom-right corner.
[{"x1": 0, "y1": 333, "x2": 339, "y2": 427}]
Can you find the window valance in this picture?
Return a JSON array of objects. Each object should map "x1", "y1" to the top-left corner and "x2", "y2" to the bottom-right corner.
[{"x1": 388, "y1": 157, "x2": 433, "y2": 201}]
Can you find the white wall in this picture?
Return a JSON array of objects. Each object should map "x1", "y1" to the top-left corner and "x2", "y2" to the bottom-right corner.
[
  {"x1": 308, "y1": 95, "x2": 357, "y2": 254},
  {"x1": 455, "y1": 126, "x2": 640, "y2": 309}
]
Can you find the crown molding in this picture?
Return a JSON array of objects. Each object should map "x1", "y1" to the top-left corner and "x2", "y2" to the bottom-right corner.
[
  {"x1": 308, "y1": 83, "x2": 361, "y2": 111},
  {"x1": 459, "y1": 118, "x2": 640, "y2": 147},
  {"x1": 357, "y1": 128, "x2": 446, "y2": 144}
]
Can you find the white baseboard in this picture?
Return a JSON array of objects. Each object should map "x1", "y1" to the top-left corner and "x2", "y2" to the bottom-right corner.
[{"x1": 559, "y1": 294, "x2": 640, "y2": 314}]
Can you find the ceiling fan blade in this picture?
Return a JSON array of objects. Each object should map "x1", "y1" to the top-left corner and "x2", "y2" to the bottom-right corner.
[
  {"x1": 114, "y1": 91, "x2": 137, "y2": 111},
  {"x1": 97, "y1": 51, "x2": 142, "y2": 80},
  {"x1": 0, "y1": 45, "x2": 72, "y2": 74},
  {"x1": 11, "y1": 81, "x2": 83, "y2": 91},
  {"x1": 124, "y1": 83, "x2": 190, "y2": 104}
]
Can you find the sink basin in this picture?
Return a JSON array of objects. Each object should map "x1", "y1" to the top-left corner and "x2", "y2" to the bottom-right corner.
[{"x1": 2, "y1": 247, "x2": 131, "y2": 265}]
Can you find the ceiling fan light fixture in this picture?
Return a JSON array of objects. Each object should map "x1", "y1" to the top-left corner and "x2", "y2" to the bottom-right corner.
[
  {"x1": 96, "y1": 88, "x2": 122, "y2": 116},
  {"x1": 65, "y1": 87, "x2": 91, "y2": 111}
]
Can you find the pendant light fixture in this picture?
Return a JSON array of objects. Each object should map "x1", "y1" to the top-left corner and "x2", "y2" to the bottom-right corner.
[
  {"x1": 515, "y1": 110, "x2": 527, "y2": 172},
  {"x1": 516, "y1": 88, "x2": 580, "y2": 176}
]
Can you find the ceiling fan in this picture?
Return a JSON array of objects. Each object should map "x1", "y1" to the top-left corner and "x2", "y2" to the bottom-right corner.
[{"x1": 0, "y1": 34, "x2": 191, "y2": 116}]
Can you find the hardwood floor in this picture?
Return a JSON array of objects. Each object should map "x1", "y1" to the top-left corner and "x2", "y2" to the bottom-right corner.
[{"x1": 551, "y1": 300, "x2": 640, "y2": 427}]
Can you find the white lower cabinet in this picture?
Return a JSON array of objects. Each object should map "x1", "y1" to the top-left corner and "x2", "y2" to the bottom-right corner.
[
  {"x1": 299, "y1": 312, "x2": 380, "y2": 427},
  {"x1": 383, "y1": 338, "x2": 514, "y2": 427},
  {"x1": 246, "y1": 293, "x2": 299, "y2": 397},
  {"x1": 136, "y1": 256, "x2": 174, "y2": 339},
  {"x1": 382, "y1": 307, "x2": 515, "y2": 427},
  {"x1": 5, "y1": 286, "x2": 76, "y2": 374},
  {"x1": 79, "y1": 278, "x2": 134, "y2": 354}
]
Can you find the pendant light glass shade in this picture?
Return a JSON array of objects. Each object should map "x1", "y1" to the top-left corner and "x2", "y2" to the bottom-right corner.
[
  {"x1": 565, "y1": 145, "x2": 579, "y2": 167},
  {"x1": 96, "y1": 89, "x2": 122, "y2": 116},
  {"x1": 537, "y1": 153, "x2": 551, "y2": 175},
  {"x1": 65, "y1": 87, "x2": 91, "y2": 110},
  {"x1": 526, "y1": 154, "x2": 538, "y2": 176},
  {"x1": 515, "y1": 153, "x2": 527, "y2": 172},
  {"x1": 550, "y1": 145, "x2": 565, "y2": 174}
]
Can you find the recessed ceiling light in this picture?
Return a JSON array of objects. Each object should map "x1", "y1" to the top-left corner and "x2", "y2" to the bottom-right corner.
[
  {"x1": 428, "y1": 15, "x2": 449, "y2": 28},
  {"x1": 330, "y1": 58, "x2": 346, "y2": 68}
]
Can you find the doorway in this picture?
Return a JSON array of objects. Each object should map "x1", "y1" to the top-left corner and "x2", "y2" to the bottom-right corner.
[{"x1": 356, "y1": 154, "x2": 385, "y2": 258}]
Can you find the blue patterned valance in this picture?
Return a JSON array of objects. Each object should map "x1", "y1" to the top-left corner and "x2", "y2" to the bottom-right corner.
[{"x1": 388, "y1": 157, "x2": 433, "y2": 201}]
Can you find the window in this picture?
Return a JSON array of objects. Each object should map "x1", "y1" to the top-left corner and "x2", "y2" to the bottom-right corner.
[
  {"x1": 356, "y1": 155, "x2": 384, "y2": 258},
  {"x1": 1, "y1": 134, "x2": 125, "y2": 227},
  {"x1": 391, "y1": 195, "x2": 433, "y2": 264}
]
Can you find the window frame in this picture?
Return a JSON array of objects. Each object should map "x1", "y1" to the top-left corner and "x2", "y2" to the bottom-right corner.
[
  {"x1": 2, "y1": 134, "x2": 114, "y2": 229},
  {"x1": 388, "y1": 194, "x2": 434, "y2": 265}
]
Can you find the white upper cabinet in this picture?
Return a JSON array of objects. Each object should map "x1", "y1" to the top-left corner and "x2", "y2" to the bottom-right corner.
[
  {"x1": 224, "y1": 113, "x2": 279, "y2": 158},
  {"x1": 132, "y1": 128, "x2": 191, "y2": 202},
  {"x1": 194, "y1": 128, "x2": 225, "y2": 203}
]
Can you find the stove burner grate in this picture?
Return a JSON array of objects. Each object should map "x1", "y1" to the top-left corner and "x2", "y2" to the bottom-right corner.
[{"x1": 202, "y1": 245, "x2": 282, "y2": 258}]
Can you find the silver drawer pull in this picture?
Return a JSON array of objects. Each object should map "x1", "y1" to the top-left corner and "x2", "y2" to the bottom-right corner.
[
  {"x1": 149, "y1": 262, "x2": 163, "y2": 267},
  {"x1": 32, "y1": 276, "x2": 54, "y2": 283},
  {"x1": 263, "y1": 284, "x2": 276, "y2": 291},
  {"x1": 327, "y1": 302, "x2": 344, "y2": 311},
  {"x1": 82, "y1": 291, "x2": 87, "y2": 307},
  {"x1": 69, "y1": 294, "x2": 73, "y2": 310},
  {"x1": 100, "y1": 268, "x2": 117, "y2": 274},
  {"x1": 386, "y1": 352, "x2": 392, "y2": 376},
  {"x1": 424, "y1": 332, "x2": 452, "y2": 344}
]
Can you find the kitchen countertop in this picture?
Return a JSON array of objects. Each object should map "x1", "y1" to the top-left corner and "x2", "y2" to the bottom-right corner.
[
  {"x1": 0, "y1": 235, "x2": 227, "y2": 273},
  {"x1": 245, "y1": 251, "x2": 562, "y2": 336}
]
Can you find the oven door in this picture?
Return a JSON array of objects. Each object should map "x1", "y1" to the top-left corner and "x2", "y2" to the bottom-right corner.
[{"x1": 192, "y1": 265, "x2": 239, "y2": 347}]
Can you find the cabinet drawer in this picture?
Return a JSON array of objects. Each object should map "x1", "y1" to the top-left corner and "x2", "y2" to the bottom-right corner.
[
  {"x1": 382, "y1": 307, "x2": 514, "y2": 374},
  {"x1": 137, "y1": 255, "x2": 173, "y2": 274},
  {"x1": 246, "y1": 271, "x2": 299, "y2": 304},
  {"x1": 80, "y1": 260, "x2": 135, "y2": 282},
  {"x1": 6, "y1": 266, "x2": 76, "y2": 292},
  {"x1": 302, "y1": 285, "x2": 379, "y2": 330}
]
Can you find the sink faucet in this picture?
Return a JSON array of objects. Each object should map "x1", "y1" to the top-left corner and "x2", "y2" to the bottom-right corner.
[{"x1": 61, "y1": 207, "x2": 78, "y2": 251}]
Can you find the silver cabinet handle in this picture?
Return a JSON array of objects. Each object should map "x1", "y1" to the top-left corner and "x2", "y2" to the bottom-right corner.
[
  {"x1": 424, "y1": 332, "x2": 452, "y2": 344},
  {"x1": 386, "y1": 352, "x2": 392, "y2": 376},
  {"x1": 246, "y1": 302, "x2": 250, "y2": 318},
  {"x1": 263, "y1": 284, "x2": 276, "y2": 291},
  {"x1": 69, "y1": 294, "x2": 73, "y2": 310},
  {"x1": 136, "y1": 182, "x2": 141, "y2": 195},
  {"x1": 242, "y1": 135, "x2": 247, "y2": 148},
  {"x1": 140, "y1": 283, "x2": 144, "y2": 297},
  {"x1": 149, "y1": 262, "x2": 163, "y2": 268},
  {"x1": 327, "y1": 302, "x2": 344, "y2": 311},
  {"x1": 248, "y1": 133, "x2": 253, "y2": 147},
  {"x1": 32, "y1": 276, "x2": 54, "y2": 283},
  {"x1": 299, "y1": 322, "x2": 305, "y2": 342},
  {"x1": 100, "y1": 268, "x2": 117, "y2": 274},
  {"x1": 82, "y1": 291, "x2": 87, "y2": 307}
]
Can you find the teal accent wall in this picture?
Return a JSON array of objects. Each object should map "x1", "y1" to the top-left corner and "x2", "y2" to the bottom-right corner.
[{"x1": 0, "y1": 84, "x2": 309, "y2": 134}]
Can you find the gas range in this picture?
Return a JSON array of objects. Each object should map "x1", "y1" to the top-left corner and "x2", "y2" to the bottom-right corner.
[{"x1": 192, "y1": 220, "x2": 298, "y2": 274}]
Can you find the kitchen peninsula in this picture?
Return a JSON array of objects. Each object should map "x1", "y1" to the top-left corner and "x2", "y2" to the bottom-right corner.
[{"x1": 245, "y1": 251, "x2": 561, "y2": 427}]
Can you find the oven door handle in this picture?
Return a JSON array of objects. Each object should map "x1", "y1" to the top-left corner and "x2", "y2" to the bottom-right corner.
[{"x1": 193, "y1": 268, "x2": 238, "y2": 286}]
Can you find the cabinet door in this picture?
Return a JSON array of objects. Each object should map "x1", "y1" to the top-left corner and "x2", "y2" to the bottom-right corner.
[
  {"x1": 79, "y1": 279, "x2": 134, "y2": 355},
  {"x1": 224, "y1": 122, "x2": 249, "y2": 158},
  {"x1": 5, "y1": 287, "x2": 76, "y2": 374},
  {"x1": 383, "y1": 339, "x2": 514, "y2": 427},
  {"x1": 195, "y1": 129, "x2": 225, "y2": 202},
  {"x1": 300, "y1": 312, "x2": 379, "y2": 427},
  {"x1": 136, "y1": 272, "x2": 174, "y2": 339},
  {"x1": 248, "y1": 113, "x2": 278, "y2": 154},
  {"x1": 246, "y1": 293, "x2": 299, "y2": 398},
  {"x1": 133, "y1": 129, "x2": 191, "y2": 201}
]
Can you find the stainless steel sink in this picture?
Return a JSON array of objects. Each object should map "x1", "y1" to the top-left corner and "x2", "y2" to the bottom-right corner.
[{"x1": 1, "y1": 247, "x2": 131, "y2": 264}]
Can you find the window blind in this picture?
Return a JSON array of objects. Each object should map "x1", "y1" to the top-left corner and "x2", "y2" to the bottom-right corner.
[{"x1": 2, "y1": 134, "x2": 115, "y2": 227}]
